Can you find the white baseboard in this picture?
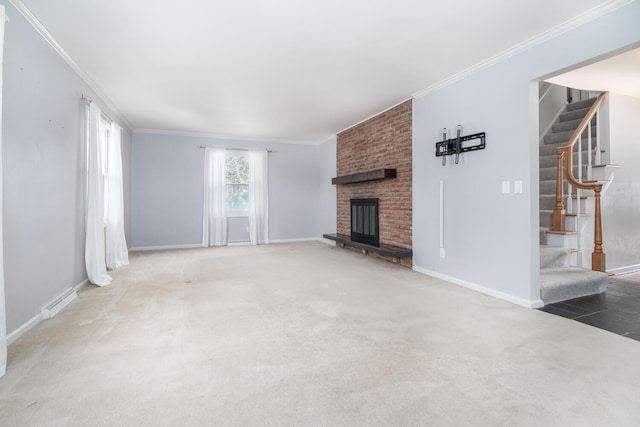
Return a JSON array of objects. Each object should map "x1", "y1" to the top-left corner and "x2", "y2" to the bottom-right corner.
[
  {"x1": 609, "y1": 264, "x2": 640, "y2": 275},
  {"x1": 412, "y1": 266, "x2": 544, "y2": 309},
  {"x1": 7, "y1": 278, "x2": 88, "y2": 345},
  {"x1": 131, "y1": 239, "x2": 325, "y2": 250},
  {"x1": 269, "y1": 238, "x2": 319, "y2": 244},
  {"x1": 74, "y1": 279, "x2": 90, "y2": 292},
  {"x1": 129, "y1": 243, "x2": 202, "y2": 252},
  {"x1": 7, "y1": 312, "x2": 41, "y2": 345}
]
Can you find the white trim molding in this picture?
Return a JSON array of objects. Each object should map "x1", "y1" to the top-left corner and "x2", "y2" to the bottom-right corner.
[
  {"x1": 6, "y1": 312, "x2": 41, "y2": 345},
  {"x1": 413, "y1": 0, "x2": 633, "y2": 99},
  {"x1": 413, "y1": 266, "x2": 545, "y2": 309},
  {"x1": 8, "y1": 0, "x2": 132, "y2": 129},
  {"x1": 608, "y1": 264, "x2": 640, "y2": 275},
  {"x1": 7, "y1": 278, "x2": 88, "y2": 345},
  {"x1": 129, "y1": 244, "x2": 203, "y2": 252},
  {"x1": 337, "y1": 97, "x2": 413, "y2": 135},
  {"x1": 132, "y1": 128, "x2": 321, "y2": 146},
  {"x1": 269, "y1": 238, "x2": 320, "y2": 244}
]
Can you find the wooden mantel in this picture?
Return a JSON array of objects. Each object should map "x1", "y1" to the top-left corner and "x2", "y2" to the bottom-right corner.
[{"x1": 331, "y1": 168, "x2": 396, "y2": 185}]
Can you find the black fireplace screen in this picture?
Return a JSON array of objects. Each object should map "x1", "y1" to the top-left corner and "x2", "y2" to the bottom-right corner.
[{"x1": 351, "y1": 198, "x2": 379, "y2": 246}]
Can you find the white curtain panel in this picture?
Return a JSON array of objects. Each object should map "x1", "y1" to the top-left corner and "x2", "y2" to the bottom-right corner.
[
  {"x1": 202, "y1": 148, "x2": 227, "y2": 246},
  {"x1": 0, "y1": 4, "x2": 7, "y2": 378},
  {"x1": 105, "y1": 123, "x2": 129, "y2": 270},
  {"x1": 248, "y1": 150, "x2": 269, "y2": 245},
  {"x1": 85, "y1": 103, "x2": 112, "y2": 286}
]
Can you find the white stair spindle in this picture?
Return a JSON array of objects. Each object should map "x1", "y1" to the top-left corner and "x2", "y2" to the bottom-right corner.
[
  {"x1": 576, "y1": 187, "x2": 582, "y2": 267},
  {"x1": 578, "y1": 135, "x2": 583, "y2": 183},
  {"x1": 595, "y1": 113, "x2": 602, "y2": 165},
  {"x1": 587, "y1": 121, "x2": 593, "y2": 180}
]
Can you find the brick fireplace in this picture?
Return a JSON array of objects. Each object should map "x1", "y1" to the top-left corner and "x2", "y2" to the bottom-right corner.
[{"x1": 335, "y1": 100, "x2": 412, "y2": 266}]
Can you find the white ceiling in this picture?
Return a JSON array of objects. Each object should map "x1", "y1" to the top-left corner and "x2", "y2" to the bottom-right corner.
[
  {"x1": 17, "y1": 0, "x2": 619, "y2": 143},
  {"x1": 547, "y1": 47, "x2": 640, "y2": 100}
]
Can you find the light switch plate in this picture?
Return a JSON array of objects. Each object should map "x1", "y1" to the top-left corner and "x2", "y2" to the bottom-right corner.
[
  {"x1": 514, "y1": 180, "x2": 523, "y2": 194},
  {"x1": 501, "y1": 181, "x2": 510, "y2": 194}
]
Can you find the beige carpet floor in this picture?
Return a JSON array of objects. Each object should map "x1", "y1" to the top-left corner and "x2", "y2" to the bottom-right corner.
[{"x1": 2, "y1": 241, "x2": 640, "y2": 426}]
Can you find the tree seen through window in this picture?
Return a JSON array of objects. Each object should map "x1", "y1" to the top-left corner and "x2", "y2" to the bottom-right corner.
[{"x1": 225, "y1": 155, "x2": 249, "y2": 212}]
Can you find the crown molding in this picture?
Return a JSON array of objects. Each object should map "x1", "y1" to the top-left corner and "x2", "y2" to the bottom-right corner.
[
  {"x1": 337, "y1": 97, "x2": 413, "y2": 135},
  {"x1": 8, "y1": 0, "x2": 132, "y2": 130},
  {"x1": 413, "y1": 0, "x2": 634, "y2": 99},
  {"x1": 318, "y1": 134, "x2": 337, "y2": 145},
  {"x1": 132, "y1": 128, "x2": 322, "y2": 146}
]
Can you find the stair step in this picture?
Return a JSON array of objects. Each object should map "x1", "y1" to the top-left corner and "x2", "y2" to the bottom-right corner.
[
  {"x1": 540, "y1": 266, "x2": 608, "y2": 304},
  {"x1": 539, "y1": 180, "x2": 598, "y2": 196},
  {"x1": 540, "y1": 210, "x2": 552, "y2": 228},
  {"x1": 559, "y1": 107, "x2": 593, "y2": 123},
  {"x1": 544, "y1": 126, "x2": 597, "y2": 145},
  {"x1": 540, "y1": 227, "x2": 549, "y2": 245},
  {"x1": 566, "y1": 97, "x2": 597, "y2": 112},
  {"x1": 593, "y1": 163, "x2": 619, "y2": 168},
  {"x1": 546, "y1": 230, "x2": 577, "y2": 235},
  {"x1": 540, "y1": 246, "x2": 570, "y2": 268},
  {"x1": 539, "y1": 143, "x2": 603, "y2": 157},
  {"x1": 539, "y1": 150, "x2": 600, "y2": 168},
  {"x1": 540, "y1": 166, "x2": 580, "y2": 181},
  {"x1": 552, "y1": 117, "x2": 596, "y2": 133},
  {"x1": 539, "y1": 195, "x2": 557, "y2": 210}
]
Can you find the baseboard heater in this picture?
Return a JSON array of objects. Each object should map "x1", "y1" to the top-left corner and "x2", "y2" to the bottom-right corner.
[{"x1": 41, "y1": 287, "x2": 78, "y2": 319}]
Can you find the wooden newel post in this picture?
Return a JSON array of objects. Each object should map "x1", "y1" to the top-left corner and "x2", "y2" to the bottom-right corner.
[
  {"x1": 592, "y1": 186, "x2": 606, "y2": 272},
  {"x1": 552, "y1": 149, "x2": 565, "y2": 231}
]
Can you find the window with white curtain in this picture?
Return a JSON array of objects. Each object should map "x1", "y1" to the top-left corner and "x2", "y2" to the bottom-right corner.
[
  {"x1": 85, "y1": 103, "x2": 129, "y2": 284},
  {"x1": 203, "y1": 149, "x2": 269, "y2": 246}
]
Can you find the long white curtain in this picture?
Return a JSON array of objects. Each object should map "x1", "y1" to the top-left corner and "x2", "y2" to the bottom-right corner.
[
  {"x1": 202, "y1": 148, "x2": 227, "y2": 246},
  {"x1": 248, "y1": 150, "x2": 269, "y2": 245},
  {"x1": 85, "y1": 103, "x2": 112, "y2": 286},
  {"x1": 0, "y1": 4, "x2": 7, "y2": 379},
  {"x1": 105, "y1": 123, "x2": 129, "y2": 269}
]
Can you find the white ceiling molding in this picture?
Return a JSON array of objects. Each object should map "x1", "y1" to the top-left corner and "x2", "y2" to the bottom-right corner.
[
  {"x1": 132, "y1": 128, "x2": 320, "y2": 146},
  {"x1": 337, "y1": 97, "x2": 413, "y2": 136},
  {"x1": 8, "y1": 0, "x2": 132, "y2": 130},
  {"x1": 412, "y1": 0, "x2": 633, "y2": 99}
]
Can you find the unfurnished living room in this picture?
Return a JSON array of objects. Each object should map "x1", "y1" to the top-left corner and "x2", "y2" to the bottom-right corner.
[{"x1": 1, "y1": 0, "x2": 640, "y2": 425}]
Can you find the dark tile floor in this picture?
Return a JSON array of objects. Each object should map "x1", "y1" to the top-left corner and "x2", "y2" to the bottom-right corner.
[{"x1": 539, "y1": 277, "x2": 640, "y2": 341}]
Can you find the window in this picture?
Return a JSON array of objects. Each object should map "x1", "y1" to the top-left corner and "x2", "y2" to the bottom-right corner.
[{"x1": 225, "y1": 153, "x2": 249, "y2": 214}]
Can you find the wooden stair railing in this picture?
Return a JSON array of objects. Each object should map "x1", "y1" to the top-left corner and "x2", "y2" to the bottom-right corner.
[{"x1": 552, "y1": 92, "x2": 607, "y2": 272}]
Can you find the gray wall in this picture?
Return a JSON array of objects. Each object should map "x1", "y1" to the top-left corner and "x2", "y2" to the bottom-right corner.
[
  {"x1": 2, "y1": 1, "x2": 132, "y2": 333},
  {"x1": 602, "y1": 93, "x2": 640, "y2": 271},
  {"x1": 316, "y1": 136, "x2": 336, "y2": 237},
  {"x1": 131, "y1": 133, "x2": 321, "y2": 248},
  {"x1": 412, "y1": 2, "x2": 640, "y2": 305}
]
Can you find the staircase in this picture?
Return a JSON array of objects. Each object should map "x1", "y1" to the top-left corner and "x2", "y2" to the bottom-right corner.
[
  {"x1": 539, "y1": 95, "x2": 612, "y2": 304},
  {"x1": 540, "y1": 97, "x2": 598, "y2": 245},
  {"x1": 540, "y1": 246, "x2": 608, "y2": 304}
]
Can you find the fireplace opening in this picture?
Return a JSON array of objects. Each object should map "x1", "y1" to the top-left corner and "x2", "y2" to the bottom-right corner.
[{"x1": 351, "y1": 198, "x2": 379, "y2": 247}]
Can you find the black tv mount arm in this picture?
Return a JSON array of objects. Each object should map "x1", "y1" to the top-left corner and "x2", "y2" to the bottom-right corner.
[{"x1": 435, "y1": 125, "x2": 486, "y2": 166}]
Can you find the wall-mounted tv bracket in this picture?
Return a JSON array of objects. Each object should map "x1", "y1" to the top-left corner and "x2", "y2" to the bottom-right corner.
[{"x1": 435, "y1": 125, "x2": 486, "y2": 166}]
